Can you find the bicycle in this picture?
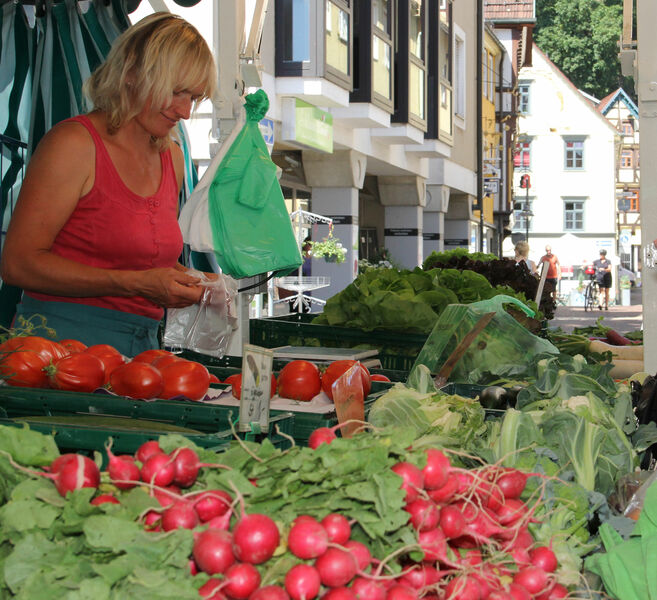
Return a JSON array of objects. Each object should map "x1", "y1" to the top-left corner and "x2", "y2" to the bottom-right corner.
[{"x1": 583, "y1": 267, "x2": 600, "y2": 311}]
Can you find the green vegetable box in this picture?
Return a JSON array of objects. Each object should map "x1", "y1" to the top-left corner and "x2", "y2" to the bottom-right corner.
[{"x1": 0, "y1": 386, "x2": 295, "y2": 460}]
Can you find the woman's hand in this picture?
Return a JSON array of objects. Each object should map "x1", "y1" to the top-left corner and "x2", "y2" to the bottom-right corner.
[{"x1": 138, "y1": 267, "x2": 204, "y2": 308}]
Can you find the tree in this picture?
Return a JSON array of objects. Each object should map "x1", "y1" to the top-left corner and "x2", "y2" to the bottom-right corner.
[{"x1": 534, "y1": 0, "x2": 632, "y2": 100}]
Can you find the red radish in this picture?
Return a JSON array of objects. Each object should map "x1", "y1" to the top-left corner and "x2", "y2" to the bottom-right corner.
[
  {"x1": 321, "y1": 588, "x2": 357, "y2": 599},
  {"x1": 391, "y1": 462, "x2": 424, "y2": 503},
  {"x1": 105, "y1": 442, "x2": 140, "y2": 489},
  {"x1": 539, "y1": 583, "x2": 568, "y2": 599},
  {"x1": 140, "y1": 452, "x2": 176, "y2": 487},
  {"x1": 315, "y1": 547, "x2": 358, "y2": 587},
  {"x1": 198, "y1": 578, "x2": 226, "y2": 599},
  {"x1": 285, "y1": 564, "x2": 321, "y2": 600},
  {"x1": 461, "y1": 549, "x2": 483, "y2": 566},
  {"x1": 427, "y1": 473, "x2": 459, "y2": 504},
  {"x1": 136, "y1": 440, "x2": 162, "y2": 464},
  {"x1": 49, "y1": 453, "x2": 79, "y2": 474},
  {"x1": 405, "y1": 498, "x2": 440, "y2": 532},
  {"x1": 288, "y1": 516, "x2": 329, "y2": 559},
  {"x1": 344, "y1": 540, "x2": 371, "y2": 571},
  {"x1": 386, "y1": 585, "x2": 419, "y2": 600},
  {"x1": 308, "y1": 427, "x2": 337, "y2": 449},
  {"x1": 444, "y1": 575, "x2": 481, "y2": 600},
  {"x1": 205, "y1": 511, "x2": 232, "y2": 531},
  {"x1": 454, "y1": 470, "x2": 476, "y2": 495},
  {"x1": 250, "y1": 586, "x2": 290, "y2": 600},
  {"x1": 321, "y1": 513, "x2": 351, "y2": 544},
  {"x1": 223, "y1": 562, "x2": 261, "y2": 599},
  {"x1": 143, "y1": 510, "x2": 162, "y2": 529},
  {"x1": 488, "y1": 593, "x2": 513, "y2": 600},
  {"x1": 189, "y1": 559, "x2": 198, "y2": 575},
  {"x1": 42, "y1": 454, "x2": 100, "y2": 497},
  {"x1": 193, "y1": 528, "x2": 235, "y2": 575},
  {"x1": 418, "y1": 527, "x2": 454, "y2": 565},
  {"x1": 496, "y1": 469, "x2": 528, "y2": 500},
  {"x1": 513, "y1": 567, "x2": 549, "y2": 596},
  {"x1": 161, "y1": 501, "x2": 199, "y2": 531},
  {"x1": 151, "y1": 484, "x2": 181, "y2": 508},
  {"x1": 91, "y1": 493, "x2": 119, "y2": 505},
  {"x1": 439, "y1": 505, "x2": 466, "y2": 539},
  {"x1": 399, "y1": 564, "x2": 442, "y2": 589},
  {"x1": 194, "y1": 490, "x2": 232, "y2": 522},
  {"x1": 232, "y1": 513, "x2": 280, "y2": 564},
  {"x1": 530, "y1": 546, "x2": 558, "y2": 573},
  {"x1": 495, "y1": 499, "x2": 527, "y2": 526},
  {"x1": 507, "y1": 583, "x2": 532, "y2": 600},
  {"x1": 422, "y1": 448, "x2": 451, "y2": 490},
  {"x1": 350, "y1": 578, "x2": 386, "y2": 600}
]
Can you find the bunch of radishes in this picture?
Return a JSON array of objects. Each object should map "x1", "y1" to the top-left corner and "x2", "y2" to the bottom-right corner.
[{"x1": 384, "y1": 448, "x2": 569, "y2": 600}]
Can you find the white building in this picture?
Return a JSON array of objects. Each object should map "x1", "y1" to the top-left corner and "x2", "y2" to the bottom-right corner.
[{"x1": 510, "y1": 46, "x2": 619, "y2": 300}]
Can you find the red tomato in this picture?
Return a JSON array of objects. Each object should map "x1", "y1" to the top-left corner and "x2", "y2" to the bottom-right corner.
[
  {"x1": 151, "y1": 354, "x2": 185, "y2": 370},
  {"x1": 84, "y1": 344, "x2": 125, "y2": 384},
  {"x1": 0, "y1": 349, "x2": 49, "y2": 388},
  {"x1": 225, "y1": 373, "x2": 277, "y2": 400},
  {"x1": 277, "y1": 360, "x2": 321, "y2": 402},
  {"x1": 132, "y1": 349, "x2": 175, "y2": 364},
  {"x1": 47, "y1": 353, "x2": 105, "y2": 392},
  {"x1": 159, "y1": 360, "x2": 210, "y2": 401},
  {"x1": 59, "y1": 339, "x2": 87, "y2": 354},
  {"x1": 321, "y1": 360, "x2": 371, "y2": 401},
  {"x1": 0, "y1": 336, "x2": 68, "y2": 364},
  {"x1": 208, "y1": 373, "x2": 221, "y2": 384},
  {"x1": 109, "y1": 362, "x2": 164, "y2": 399},
  {"x1": 370, "y1": 374, "x2": 391, "y2": 382}
]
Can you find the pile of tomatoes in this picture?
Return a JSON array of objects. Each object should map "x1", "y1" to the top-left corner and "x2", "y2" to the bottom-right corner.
[
  {"x1": 0, "y1": 335, "x2": 212, "y2": 401},
  {"x1": 222, "y1": 359, "x2": 391, "y2": 403}
]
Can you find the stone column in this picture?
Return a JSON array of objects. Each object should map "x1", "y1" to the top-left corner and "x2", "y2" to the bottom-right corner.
[
  {"x1": 424, "y1": 184, "x2": 451, "y2": 257},
  {"x1": 378, "y1": 176, "x2": 427, "y2": 269},
  {"x1": 302, "y1": 150, "x2": 367, "y2": 303}
]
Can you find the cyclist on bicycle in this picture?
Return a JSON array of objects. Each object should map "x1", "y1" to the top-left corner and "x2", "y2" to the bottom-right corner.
[{"x1": 592, "y1": 249, "x2": 612, "y2": 310}]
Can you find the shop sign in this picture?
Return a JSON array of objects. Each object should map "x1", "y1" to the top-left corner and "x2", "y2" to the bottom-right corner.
[{"x1": 282, "y1": 99, "x2": 333, "y2": 153}]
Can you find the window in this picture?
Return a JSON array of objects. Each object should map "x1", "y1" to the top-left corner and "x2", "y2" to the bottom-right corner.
[
  {"x1": 512, "y1": 199, "x2": 533, "y2": 233},
  {"x1": 454, "y1": 32, "x2": 465, "y2": 120},
  {"x1": 326, "y1": 1, "x2": 350, "y2": 76},
  {"x1": 621, "y1": 150, "x2": 633, "y2": 168},
  {"x1": 622, "y1": 120, "x2": 634, "y2": 136},
  {"x1": 514, "y1": 139, "x2": 531, "y2": 169},
  {"x1": 488, "y1": 51, "x2": 494, "y2": 101},
  {"x1": 518, "y1": 81, "x2": 530, "y2": 114},
  {"x1": 564, "y1": 139, "x2": 584, "y2": 169},
  {"x1": 564, "y1": 200, "x2": 584, "y2": 231},
  {"x1": 629, "y1": 191, "x2": 640, "y2": 212}
]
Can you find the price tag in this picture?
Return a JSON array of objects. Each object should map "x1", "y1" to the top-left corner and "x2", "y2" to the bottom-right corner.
[
  {"x1": 332, "y1": 364, "x2": 365, "y2": 439},
  {"x1": 238, "y1": 344, "x2": 274, "y2": 433}
]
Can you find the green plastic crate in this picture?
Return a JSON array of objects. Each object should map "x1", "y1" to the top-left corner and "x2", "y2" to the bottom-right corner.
[
  {"x1": 0, "y1": 415, "x2": 231, "y2": 467},
  {"x1": 0, "y1": 387, "x2": 295, "y2": 449},
  {"x1": 248, "y1": 314, "x2": 427, "y2": 372},
  {"x1": 438, "y1": 383, "x2": 507, "y2": 419}
]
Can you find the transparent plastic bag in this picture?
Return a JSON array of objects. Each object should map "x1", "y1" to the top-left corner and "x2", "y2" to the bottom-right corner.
[{"x1": 163, "y1": 271, "x2": 238, "y2": 358}]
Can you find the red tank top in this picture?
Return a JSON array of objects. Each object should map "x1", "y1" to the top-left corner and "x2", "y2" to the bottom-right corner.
[{"x1": 28, "y1": 115, "x2": 183, "y2": 320}]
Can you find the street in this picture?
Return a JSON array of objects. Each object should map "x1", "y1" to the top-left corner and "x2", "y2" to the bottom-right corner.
[{"x1": 549, "y1": 287, "x2": 643, "y2": 334}]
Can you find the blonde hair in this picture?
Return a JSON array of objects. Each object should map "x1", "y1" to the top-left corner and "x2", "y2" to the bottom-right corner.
[
  {"x1": 515, "y1": 241, "x2": 530, "y2": 258},
  {"x1": 83, "y1": 13, "x2": 217, "y2": 149}
]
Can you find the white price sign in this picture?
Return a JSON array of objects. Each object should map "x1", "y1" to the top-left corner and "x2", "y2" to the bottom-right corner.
[{"x1": 238, "y1": 344, "x2": 274, "y2": 433}]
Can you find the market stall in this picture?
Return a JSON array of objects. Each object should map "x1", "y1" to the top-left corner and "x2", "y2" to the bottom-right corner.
[{"x1": 0, "y1": 248, "x2": 654, "y2": 599}]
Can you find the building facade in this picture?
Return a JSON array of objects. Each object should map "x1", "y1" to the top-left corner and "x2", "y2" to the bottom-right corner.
[{"x1": 512, "y1": 46, "x2": 619, "y2": 298}]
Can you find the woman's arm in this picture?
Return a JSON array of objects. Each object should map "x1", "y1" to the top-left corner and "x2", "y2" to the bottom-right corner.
[{"x1": 1, "y1": 123, "x2": 202, "y2": 308}]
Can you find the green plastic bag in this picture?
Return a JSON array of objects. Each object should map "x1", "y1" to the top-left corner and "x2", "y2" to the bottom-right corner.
[
  {"x1": 409, "y1": 296, "x2": 558, "y2": 384},
  {"x1": 207, "y1": 90, "x2": 302, "y2": 279}
]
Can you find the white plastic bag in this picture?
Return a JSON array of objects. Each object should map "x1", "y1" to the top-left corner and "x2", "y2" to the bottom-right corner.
[{"x1": 163, "y1": 271, "x2": 238, "y2": 358}]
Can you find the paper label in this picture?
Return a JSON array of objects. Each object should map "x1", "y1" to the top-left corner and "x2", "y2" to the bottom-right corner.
[{"x1": 238, "y1": 344, "x2": 274, "y2": 433}]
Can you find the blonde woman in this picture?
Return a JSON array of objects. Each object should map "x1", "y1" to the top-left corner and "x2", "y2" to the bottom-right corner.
[
  {"x1": 1, "y1": 13, "x2": 217, "y2": 356},
  {"x1": 514, "y1": 241, "x2": 537, "y2": 274}
]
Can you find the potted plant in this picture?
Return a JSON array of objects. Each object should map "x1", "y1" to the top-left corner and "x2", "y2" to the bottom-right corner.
[{"x1": 309, "y1": 229, "x2": 348, "y2": 264}]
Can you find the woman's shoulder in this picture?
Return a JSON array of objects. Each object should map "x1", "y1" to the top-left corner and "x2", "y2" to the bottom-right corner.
[{"x1": 39, "y1": 117, "x2": 96, "y2": 155}]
